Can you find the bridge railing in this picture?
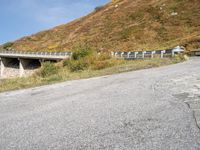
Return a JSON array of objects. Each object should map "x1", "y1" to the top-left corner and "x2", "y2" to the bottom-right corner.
[
  {"x1": 0, "y1": 50, "x2": 73, "y2": 57},
  {"x1": 111, "y1": 49, "x2": 184, "y2": 59}
]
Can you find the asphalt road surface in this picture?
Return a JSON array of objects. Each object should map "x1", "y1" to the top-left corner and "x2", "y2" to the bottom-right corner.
[{"x1": 0, "y1": 58, "x2": 200, "y2": 150}]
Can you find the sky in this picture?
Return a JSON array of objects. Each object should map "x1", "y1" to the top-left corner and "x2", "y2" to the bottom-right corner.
[{"x1": 0, "y1": 0, "x2": 110, "y2": 44}]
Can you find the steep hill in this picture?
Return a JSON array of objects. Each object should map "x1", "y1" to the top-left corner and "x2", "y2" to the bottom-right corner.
[{"x1": 1, "y1": 0, "x2": 200, "y2": 52}]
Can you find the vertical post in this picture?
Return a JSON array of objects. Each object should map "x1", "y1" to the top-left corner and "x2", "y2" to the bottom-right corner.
[
  {"x1": 127, "y1": 52, "x2": 131, "y2": 59},
  {"x1": 0, "y1": 58, "x2": 5, "y2": 78},
  {"x1": 161, "y1": 50, "x2": 166, "y2": 59},
  {"x1": 172, "y1": 50, "x2": 175, "y2": 57},
  {"x1": 134, "y1": 52, "x2": 138, "y2": 59},
  {"x1": 121, "y1": 52, "x2": 124, "y2": 58},
  {"x1": 19, "y1": 59, "x2": 25, "y2": 77},
  {"x1": 151, "y1": 51, "x2": 156, "y2": 58},
  {"x1": 142, "y1": 51, "x2": 146, "y2": 59}
]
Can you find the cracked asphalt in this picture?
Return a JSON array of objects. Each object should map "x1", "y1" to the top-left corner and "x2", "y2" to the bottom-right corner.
[{"x1": 0, "y1": 58, "x2": 200, "y2": 150}]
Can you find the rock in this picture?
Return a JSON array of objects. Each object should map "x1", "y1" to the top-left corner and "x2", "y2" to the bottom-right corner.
[{"x1": 171, "y1": 12, "x2": 178, "y2": 16}]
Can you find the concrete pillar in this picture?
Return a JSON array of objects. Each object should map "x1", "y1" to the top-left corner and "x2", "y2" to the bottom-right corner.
[
  {"x1": 19, "y1": 58, "x2": 34, "y2": 77},
  {"x1": 0, "y1": 58, "x2": 13, "y2": 78},
  {"x1": 39, "y1": 59, "x2": 45, "y2": 64},
  {"x1": 19, "y1": 59, "x2": 25, "y2": 77},
  {"x1": 0, "y1": 58, "x2": 5, "y2": 78}
]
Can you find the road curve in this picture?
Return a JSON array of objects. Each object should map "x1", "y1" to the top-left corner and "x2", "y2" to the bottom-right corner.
[{"x1": 0, "y1": 58, "x2": 200, "y2": 150}]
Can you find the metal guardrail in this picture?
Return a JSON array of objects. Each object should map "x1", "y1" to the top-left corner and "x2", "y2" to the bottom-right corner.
[
  {"x1": 0, "y1": 50, "x2": 72, "y2": 56},
  {"x1": 111, "y1": 49, "x2": 181, "y2": 59},
  {"x1": 0, "y1": 50, "x2": 72, "y2": 59}
]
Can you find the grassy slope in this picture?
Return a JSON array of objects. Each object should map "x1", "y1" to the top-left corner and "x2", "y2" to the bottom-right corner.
[{"x1": 1, "y1": 0, "x2": 200, "y2": 52}]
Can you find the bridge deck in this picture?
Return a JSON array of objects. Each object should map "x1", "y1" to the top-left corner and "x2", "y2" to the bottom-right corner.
[{"x1": 0, "y1": 51, "x2": 72, "y2": 60}]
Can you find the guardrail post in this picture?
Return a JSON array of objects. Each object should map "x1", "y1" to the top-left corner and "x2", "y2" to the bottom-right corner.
[
  {"x1": 134, "y1": 52, "x2": 138, "y2": 59},
  {"x1": 151, "y1": 51, "x2": 156, "y2": 58},
  {"x1": 172, "y1": 50, "x2": 175, "y2": 57},
  {"x1": 121, "y1": 52, "x2": 124, "y2": 58},
  {"x1": 115, "y1": 52, "x2": 118, "y2": 57},
  {"x1": 127, "y1": 52, "x2": 131, "y2": 58},
  {"x1": 161, "y1": 50, "x2": 166, "y2": 58},
  {"x1": 142, "y1": 51, "x2": 146, "y2": 59}
]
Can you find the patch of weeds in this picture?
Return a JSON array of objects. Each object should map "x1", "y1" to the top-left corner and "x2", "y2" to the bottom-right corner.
[
  {"x1": 129, "y1": 12, "x2": 144, "y2": 21},
  {"x1": 38, "y1": 62, "x2": 59, "y2": 78},
  {"x1": 67, "y1": 59, "x2": 90, "y2": 72},
  {"x1": 120, "y1": 28, "x2": 132, "y2": 40}
]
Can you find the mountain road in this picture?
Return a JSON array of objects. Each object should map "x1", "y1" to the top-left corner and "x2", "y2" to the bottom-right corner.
[{"x1": 0, "y1": 58, "x2": 200, "y2": 150}]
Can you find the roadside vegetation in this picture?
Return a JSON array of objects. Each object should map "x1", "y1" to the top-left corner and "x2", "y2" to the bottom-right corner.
[{"x1": 0, "y1": 45, "x2": 187, "y2": 93}]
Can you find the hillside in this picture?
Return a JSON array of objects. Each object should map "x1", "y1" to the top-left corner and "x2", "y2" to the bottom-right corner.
[{"x1": 1, "y1": 0, "x2": 200, "y2": 52}]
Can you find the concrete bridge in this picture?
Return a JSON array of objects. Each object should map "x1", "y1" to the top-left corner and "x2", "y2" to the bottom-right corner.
[{"x1": 0, "y1": 50, "x2": 72, "y2": 78}]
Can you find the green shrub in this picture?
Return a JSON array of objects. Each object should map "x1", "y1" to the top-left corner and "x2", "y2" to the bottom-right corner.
[
  {"x1": 63, "y1": 59, "x2": 71, "y2": 67},
  {"x1": 3, "y1": 42, "x2": 14, "y2": 50},
  {"x1": 72, "y1": 45, "x2": 95, "y2": 60},
  {"x1": 39, "y1": 62, "x2": 59, "y2": 78},
  {"x1": 68, "y1": 59, "x2": 89, "y2": 72},
  {"x1": 63, "y1": 46, "x2": 117, "y2": 72}
]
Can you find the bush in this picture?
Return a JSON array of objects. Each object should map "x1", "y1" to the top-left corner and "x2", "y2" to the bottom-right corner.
[
  {"x1": 72, "y1": 45, "x2": 95, "y2": 60},
  {"x1": 67, "y1": 59, "x2": 89, "y2": 72},
  {"x1": 63, "y1": 45, "x2": 96, "y2": 72},
  {"x1": 63, "y1": 59, "x2": 71, "y2": 67},
  {"x1": 63, "y1": 46, "x2": 116, "y2": 72},
  {"x1": 3, "y1": 42, "x2": 14, "y2": 50},
  {"x1": 39, "y1": 62, "x2": 59, "y2": 78}
]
